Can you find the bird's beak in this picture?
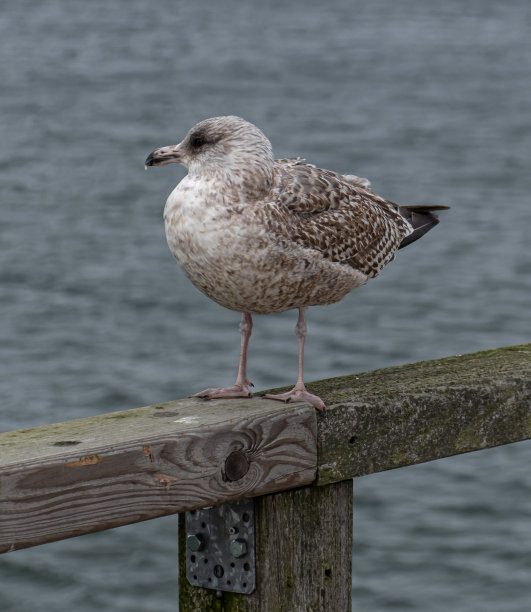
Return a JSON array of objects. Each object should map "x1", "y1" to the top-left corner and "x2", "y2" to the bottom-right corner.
[{"x1": 144, "y1": 144, "x2": 183, "y2": 169}]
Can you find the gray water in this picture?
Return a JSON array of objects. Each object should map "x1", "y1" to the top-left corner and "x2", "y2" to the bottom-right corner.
[{"x1": 1, "y1": 1, "x2": 530, "y2": 610}]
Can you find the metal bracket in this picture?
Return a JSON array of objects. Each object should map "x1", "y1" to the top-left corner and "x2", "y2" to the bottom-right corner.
[{"x1": 185, "y1": 498, "x2": 256, "y2": 594}]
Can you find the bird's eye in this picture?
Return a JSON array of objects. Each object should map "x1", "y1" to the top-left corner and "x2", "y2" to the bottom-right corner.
[{"x1": 189, "y1": 133, "x2": 206, "y2": 149}]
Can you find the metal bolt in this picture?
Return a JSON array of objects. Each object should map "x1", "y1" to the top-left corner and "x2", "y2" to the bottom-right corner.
[
  {"x1": 228, "y1": 526, "x2": 239, "y2": 535},
  {"x1": 230, "y1": 538, "x2": 247, "y2": 558},
  {"x1": 187, "y1": 533, "x2": 205, "y2": 552}
]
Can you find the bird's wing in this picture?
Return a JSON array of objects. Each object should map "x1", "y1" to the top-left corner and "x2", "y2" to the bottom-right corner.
[{"x1": 261, "y1": 161, "x2": 412, "y2": 278}]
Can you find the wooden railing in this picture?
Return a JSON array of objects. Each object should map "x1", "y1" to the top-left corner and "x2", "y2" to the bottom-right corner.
[{"x1": 1, "y1": 343, "x2": 530, "y2": 610}]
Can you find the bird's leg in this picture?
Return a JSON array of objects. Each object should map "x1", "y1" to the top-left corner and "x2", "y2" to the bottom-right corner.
[
  {"x1": 234, "y1": 312, "x2": 254, "y2": 389},
  {"x1": 192, "y1": 313, "x2": 254, "y2": 400},
  {"x1": 263, "y1": 308, "x2": 325, "y2": 411}
]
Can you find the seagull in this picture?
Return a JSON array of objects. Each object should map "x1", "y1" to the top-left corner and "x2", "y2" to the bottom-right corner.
[{"x1": 145, "y1": 116, "x2": 448, "y2": 410}]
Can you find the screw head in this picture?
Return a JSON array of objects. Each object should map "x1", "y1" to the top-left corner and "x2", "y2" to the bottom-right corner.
[
  {"x1": 230, "y1": 538, "x2": 247, "y2": 558},
  {"x1": 187, "y1": 533, "x2": 205, "y2": 552}
]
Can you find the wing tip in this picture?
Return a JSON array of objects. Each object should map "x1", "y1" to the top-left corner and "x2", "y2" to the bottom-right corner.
[{"x1": 398, "y1": 204, "x2": 450, "y2": 249}]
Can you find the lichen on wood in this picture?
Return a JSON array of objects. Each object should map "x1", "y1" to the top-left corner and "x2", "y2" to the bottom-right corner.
[{"x1": 311, "y1": 343, "x2": 531, "y2": 484}]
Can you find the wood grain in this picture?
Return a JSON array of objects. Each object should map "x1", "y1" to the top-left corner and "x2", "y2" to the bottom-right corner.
[
  {"x1": 1, "y1": 343, "x2": 530, "y2": 554},
  {"x1": 0, "y1": 399, "x2": 317, "y2": 553}
]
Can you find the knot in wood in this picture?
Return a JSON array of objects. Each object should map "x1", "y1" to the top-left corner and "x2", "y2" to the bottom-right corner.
[{"x1": 224, "y1": 450, "x2": 250, "y2": 482}]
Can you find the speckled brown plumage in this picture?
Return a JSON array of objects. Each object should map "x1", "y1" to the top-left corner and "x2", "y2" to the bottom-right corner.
[
  {"x1": 260, "y1": 159, "x2": 411, "y2": 280},
  {"x1": 145, "y1": 116, "x2": 449, "y2": 410}
]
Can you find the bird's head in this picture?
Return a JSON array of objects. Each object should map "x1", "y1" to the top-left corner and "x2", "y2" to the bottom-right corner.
[{"x1": 145, "y1": 116, "x2": 274, "y2": 195}]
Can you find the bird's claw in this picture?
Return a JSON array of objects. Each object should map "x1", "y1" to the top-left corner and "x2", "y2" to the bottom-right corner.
[
  {"x1": 191, "y1": 384, "x2": 253, "y2": 400},
  {"x1": 262, "y1": 388, "x2": 326, "y2": 411}
]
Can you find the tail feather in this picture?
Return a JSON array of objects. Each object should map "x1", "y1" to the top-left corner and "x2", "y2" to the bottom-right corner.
[{"x1": 398, "y1": 205, "x2": 450, "y2": 249}]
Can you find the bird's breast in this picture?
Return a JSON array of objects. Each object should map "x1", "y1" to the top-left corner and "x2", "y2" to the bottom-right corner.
[
  {"x1": 163, "y1": 179, "x2": 261, "y2": 308},
  {"x1": 164, "y1": 178, "x2": 244, "y2": 259},
  {"x1": 162, "y1": 178, "x2": 367, "y2": 314}
]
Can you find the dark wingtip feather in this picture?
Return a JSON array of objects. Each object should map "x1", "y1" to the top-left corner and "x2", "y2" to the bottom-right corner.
[{"x1": 398, "y1": 204, "x2": 450, "y2": 249}]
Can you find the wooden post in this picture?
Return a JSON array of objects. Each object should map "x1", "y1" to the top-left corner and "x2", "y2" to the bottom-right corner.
[
  {"x1": 1, "y1": 344, "x2": 530, "y2": 611},
  {"x1": 178, "y1": 479, "x2": 353, "y2": 611}
]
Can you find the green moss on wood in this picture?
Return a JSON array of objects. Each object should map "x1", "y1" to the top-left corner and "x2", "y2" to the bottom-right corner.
[{"x1": 313, "y1": 343, "x2": 531, "y2": 484}]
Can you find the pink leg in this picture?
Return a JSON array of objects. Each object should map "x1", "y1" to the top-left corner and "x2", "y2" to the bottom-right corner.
[
  {"x1": 263, "y1": 308, "x2": 325, "y2": 411},
  {"x1": 192, "y1": 313, "x2": 254, "y2": 400}
]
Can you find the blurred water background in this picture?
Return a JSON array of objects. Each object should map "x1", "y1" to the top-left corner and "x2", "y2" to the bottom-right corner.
[{"x1": 1, "y1": 1, "x2": 530, "y2": 610}]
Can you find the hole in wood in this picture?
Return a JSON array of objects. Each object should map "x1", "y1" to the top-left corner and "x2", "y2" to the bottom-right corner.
[
  {"x1": 53, "y1": 440, "x2": 82, "y2": 447},
  {"x1": 224, "y1": 450, "x2": 250, "y2": 481},
  {"x1": 152, "y1": 411, "x2": 179, "y2": 418}
]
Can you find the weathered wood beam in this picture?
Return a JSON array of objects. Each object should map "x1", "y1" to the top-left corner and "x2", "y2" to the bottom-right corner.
[
  {"x1": 0, "y1": 343, "x2": 529, "y2": 553},
  {"x1": 0, "y1": 401, "x2": 317, "y2": 553},
  {"x1": 308, "y1": 343, "x2": 531, "y2": 484}
]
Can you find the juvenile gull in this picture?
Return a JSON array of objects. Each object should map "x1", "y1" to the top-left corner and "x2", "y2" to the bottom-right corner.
[{"x1": 145, "y1": 116, "x2": 449, "y2": 410}]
